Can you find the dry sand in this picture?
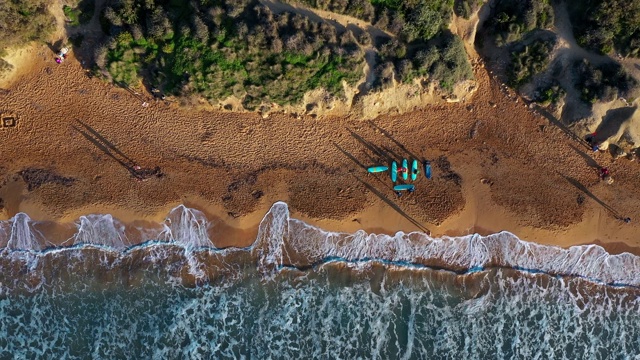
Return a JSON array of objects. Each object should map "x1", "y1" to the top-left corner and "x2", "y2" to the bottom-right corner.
[{"x1": 2, "y1": 46, "x2": 640, "y2": 254}]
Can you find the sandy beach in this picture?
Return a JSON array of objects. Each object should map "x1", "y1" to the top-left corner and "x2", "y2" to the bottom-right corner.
[{"x1": 2, "y1": 47, "x2": 640, "y2": 254}]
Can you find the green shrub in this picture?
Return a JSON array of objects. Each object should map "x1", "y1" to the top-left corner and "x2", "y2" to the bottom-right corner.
[
  {"x1": 487, "y1": 0, "x2": 553, "y2": 47},
  {"x1": 98, "y1": 0, "x2": 365, "y2": 106},
  {"x1": 569, "y1": 0, "x2": 640, "y2": 56},
  {"x1": 572, "y1": 59, "x2": 636, "y2": 103},
  {"x1": 534, "y1": 82, "x2": 565, "y2": 105},
  {"x1": 507, "y1": 36, "x2": 556, "y2": 87},
  {"x1": 404, "y1": 32, "x2": 473, "y2": 90}
]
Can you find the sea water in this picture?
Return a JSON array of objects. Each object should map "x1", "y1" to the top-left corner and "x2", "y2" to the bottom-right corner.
[{"x1": 0, "y1": 202, "x2": 639, "y2": 359}]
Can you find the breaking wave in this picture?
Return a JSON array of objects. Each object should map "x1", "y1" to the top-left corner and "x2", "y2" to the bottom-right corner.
[{"x1": 0, "y1": 201, "x2": 638, "y2": 287}]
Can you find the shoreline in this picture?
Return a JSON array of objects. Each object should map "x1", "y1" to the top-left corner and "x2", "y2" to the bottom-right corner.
[{"x1": 6, "y1": 189, "x2": 640, "y2": 257}]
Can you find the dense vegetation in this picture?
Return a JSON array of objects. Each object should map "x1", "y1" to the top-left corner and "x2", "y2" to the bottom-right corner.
[
  {"x1": 572, "y1": 59, "x2": 637, "y2": 103},
  {"x1": 569, "y1": 0, "x2": 640, "y2": 56},
  {"x1": 481, "y1": 0, "x2": 555, "y2": 89},
  {"x1": 485, "y1": 0, "x2": 553, "y2": 47},
  {"x1": 0, "y1": 0, "x2": 55, "y2": 56},
  {"x1": 282, "y1": 0, "x2": 472, "y2": 90},
  {"x1": 395, "y1": 32, "x2": 472, "y2": 89},
  {"x1": 287, "y1": 0, "x2": 454, "y2": 43},
  {"x1": 97, "y1": 0, "x2": 366, "y2": 109},
  {"x1": 507, "y1": 36, "x2": 555, "y2": 87},
  {"x1": 97, "y1": 0, "x2": 473, "y2": 108}
]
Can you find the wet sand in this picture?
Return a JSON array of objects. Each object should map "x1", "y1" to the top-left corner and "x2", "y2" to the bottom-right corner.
[{"x1": 2, "y1": 47, "x2": 640, "y2": 255}]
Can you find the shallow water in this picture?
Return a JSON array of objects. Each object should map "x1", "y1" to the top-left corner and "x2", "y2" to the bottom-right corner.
[{"x1": 0, "y1": 202, "x2": 639, "y2": 358}]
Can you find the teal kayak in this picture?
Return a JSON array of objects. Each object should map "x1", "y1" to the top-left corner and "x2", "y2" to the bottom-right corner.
[
  {"x1": 394, "y1": 184, "x2": 415, "y2": 191},
  {"x1": 367, "y1": 166, "x2": 389, "y2": 173},
  {"x1": 411, "y1": 159, "x2": 419, "y2": 181},
  {"x1": 391, "y1": 161, "x2": 398, "y2": 182},
  {"x1": 402, "y1": 159, "x2": 408, "y2": 180}
]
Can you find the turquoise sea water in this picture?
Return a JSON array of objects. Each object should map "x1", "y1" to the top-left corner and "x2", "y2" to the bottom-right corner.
[{"x1": 1, "y1": 202, "x2": 639, "y2": 359}]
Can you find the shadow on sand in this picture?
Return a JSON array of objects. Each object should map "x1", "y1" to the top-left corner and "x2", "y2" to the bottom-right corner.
[
  {"x1": 354, "y1": 175, "x2": 430, "y2": 234},
  {"x1": 72, "y1": 120, "x2": 161, "y2": 180},
  {"x1": 561, "y1": 174, "x2": 625, "y2": 220},
  {"x1": 367, "y1": 120, "x2": 422, "y2": 161},
  {"x1": 569, "y1": 144, "x2": 600, "y2": 169},
  {"x1": 532, "y1": 104, "x2": 591, "y2": 150}
]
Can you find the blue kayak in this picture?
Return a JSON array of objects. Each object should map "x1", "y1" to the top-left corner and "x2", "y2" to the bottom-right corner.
[
  {"x1": 367, "y1": 166, "x2": 389, "y2": 173},
  {"x1": 424, "y1": 160, "x2": 432, "y2": 179},
  {"x1": 391, "y1": 161, "x2": 398, "y2": 182},
  {"x1": 394, "y1": 184, "x2": 415, "y2": 191}
]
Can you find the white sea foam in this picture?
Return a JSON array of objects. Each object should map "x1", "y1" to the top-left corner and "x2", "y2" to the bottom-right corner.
[
  {"x1": 73, "y1": 214, "x2": 129, "y2": 249},
  {"x1": 6, "y1": 213, "x2": 47, "y2": 251},
  {"x1": 0, "y1": 202, "x2": 639, "y2": 287}
]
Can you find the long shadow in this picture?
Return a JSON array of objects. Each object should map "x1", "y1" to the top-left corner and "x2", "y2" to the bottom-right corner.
[
  {"x1": 347, "y1": 128, "x2": 392, "y2": 163},
  {"x1": 333, "y1": 142, "x2": 393, "y2": 190},
  {"x1": 594, "y1": 106, "x2": 637, "y2": 143},
  {"x1": 72, "y1": 122, "x2": 142, "y2": 179},
  {"x1": 116, "y1": 81, "x2": 148, "y2": 104},
  {"x1": 569, "y1": 144, "x2": 600, "y2": 169},
  {"x1": 561, "y1": 174, "x2": 623, "y2": 220},
  {"x1": 532, "y1": 104, "x2": 590, "y2": 150},
  {"x1": 367, "y1": 120, "x2": 421, "y2": 160},
  {"x1": 333, "y1": 142, "x2": 367, "y2": 170},
  {"x1": 381, "y1": 145, "x2": 403, "y2": 162},
  {"x1": 76, "y1": 120, "x2": 137, "y2": 165},
  {"x1": 354, "y1": 175, "x2": 431, "y2": 234}
]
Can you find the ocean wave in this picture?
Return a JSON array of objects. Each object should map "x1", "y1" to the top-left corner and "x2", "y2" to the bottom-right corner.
[{"x1": 0, "y1": 202, "x2": 638, "y2": 287}]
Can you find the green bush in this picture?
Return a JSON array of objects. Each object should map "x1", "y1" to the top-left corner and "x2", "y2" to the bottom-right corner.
[
  {"x1": 402, "y1": 32, "x2": 473, "y2": 90},
  {"x1": 63, "y1": 1, "x2": 93, "y2": 27},
  {"x1": 569, "y1": 0, "x2": 640, "y2": 56},
  {"x1": 487, "y1": 0, "x2": 553, "y2": 47},
  {"x1": 0, "y1": 0, "x2": 55, "y2": 55},
  {"x1": 534, "y1": 82, "x2": 565, "y2": 105},
  {"x1": 507, "y1": 37, "x2": 556, "y2": 87},
  {"x1": 572, "y1": 59, "x2": 636, "y2": 103}
]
